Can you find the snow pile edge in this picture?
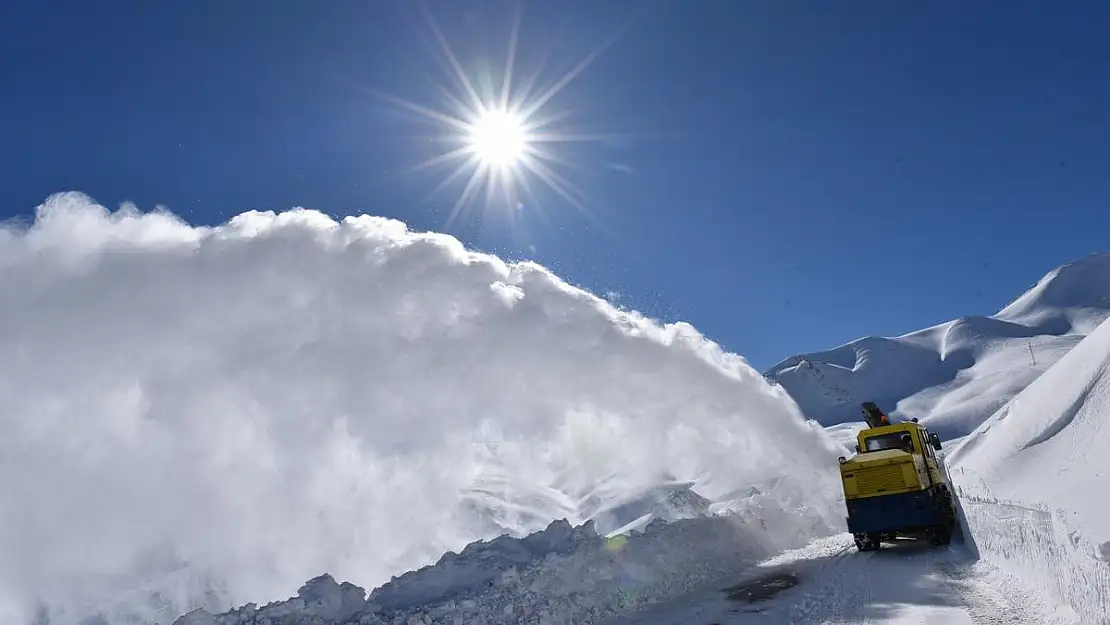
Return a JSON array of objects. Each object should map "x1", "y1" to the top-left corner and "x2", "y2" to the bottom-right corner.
[
  {"x1": 174, "y1": 496, "x2": 838, "y2": 625},
  {"x1": 954, "y1": 477, "x2": 1110, "y2": 625}
]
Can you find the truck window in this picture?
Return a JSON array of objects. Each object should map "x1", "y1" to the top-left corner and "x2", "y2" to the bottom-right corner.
[{"x1": 862, "y1": 432, "x2": 913, "y2": 452}]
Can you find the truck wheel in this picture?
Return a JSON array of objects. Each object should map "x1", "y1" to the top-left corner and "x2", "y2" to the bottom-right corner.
[
  {"x1": 854, "y1": 533, "x2": 880, "y2": 551},
  {"x1": 934, "y1": 487, "x2": 957, "y2": 529}
]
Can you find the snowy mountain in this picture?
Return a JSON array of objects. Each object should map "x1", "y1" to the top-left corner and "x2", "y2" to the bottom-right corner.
[{"x1": 764, "y1": 252, "x2": 1110, "y2": 440}]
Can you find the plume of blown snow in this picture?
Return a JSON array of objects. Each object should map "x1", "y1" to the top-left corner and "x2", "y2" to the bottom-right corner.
[{"x1": 0, "y1": 192, "x2": 842, "y2": 624}]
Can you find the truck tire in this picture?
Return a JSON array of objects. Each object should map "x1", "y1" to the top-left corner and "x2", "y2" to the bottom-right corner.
[
  {"x1": 854, "y1": 532, "x2": 881, "y2": 551},
  {"x1": 935, "y1": 486, "x2": 957, "y2": 529}
]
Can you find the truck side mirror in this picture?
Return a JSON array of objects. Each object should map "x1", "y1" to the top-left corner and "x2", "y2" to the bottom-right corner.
[
  {"x1": 929, "y1": 433, "x2": 942, "y2": 450},
  {"x1": 854, "y1": 444, "x2": 861, "y2": 454}
]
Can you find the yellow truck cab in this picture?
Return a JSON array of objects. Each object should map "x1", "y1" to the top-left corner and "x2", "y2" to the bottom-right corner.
[{"x1": 838, "y1": 401, "x2": 958, "y2": 551}]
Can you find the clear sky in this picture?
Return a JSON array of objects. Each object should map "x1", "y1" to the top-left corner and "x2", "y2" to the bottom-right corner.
[{"x1": 4, "y1": 0, "x2": 1110, "y2": 370}]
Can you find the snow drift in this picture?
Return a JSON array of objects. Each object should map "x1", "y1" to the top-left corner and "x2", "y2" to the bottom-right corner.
[
  {"x1": 764, "y1": 252, "x2": 1110, "y2": 440},
  {"x1": 0, "y1": 192, "x2": 843, "y2": 625}
]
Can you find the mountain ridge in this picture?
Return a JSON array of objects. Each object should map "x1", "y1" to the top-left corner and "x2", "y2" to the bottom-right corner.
[{"x1": 764, "y1": 251, "x2": 1110, "y2": 439}]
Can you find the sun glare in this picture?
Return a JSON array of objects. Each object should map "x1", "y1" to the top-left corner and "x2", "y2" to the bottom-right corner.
[
  {"x1": 468, "y1": 108, "x2": 528, "y2": 170},
  {"x1": 372, "y1": 1, "x2": 639, "y2": 232}
]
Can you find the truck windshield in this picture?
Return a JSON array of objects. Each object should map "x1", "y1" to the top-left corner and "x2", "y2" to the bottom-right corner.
[{"x1": 863, "y1": 432, "x2": 912, "y2": 452}]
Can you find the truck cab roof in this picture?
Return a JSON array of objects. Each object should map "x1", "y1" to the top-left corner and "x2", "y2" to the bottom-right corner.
[
  {"x1": 853, "y1": 420, "x2": 943, "y2": 456},
  {"x1": 859, "y1": 424, "x2": 917, "y2": 449}
]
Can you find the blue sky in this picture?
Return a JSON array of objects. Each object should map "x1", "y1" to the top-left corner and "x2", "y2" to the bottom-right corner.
[{"x1": 3, "y1": 0, "x2": 1110, "y2": 370}]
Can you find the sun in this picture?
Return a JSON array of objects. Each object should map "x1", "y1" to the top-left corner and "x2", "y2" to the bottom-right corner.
[
  {"x1": 467, "y1": 108, "x2": 529, "y2": 170},
  {"x1": 369, "y1": 1, "x2": 641, "y2": 233}
]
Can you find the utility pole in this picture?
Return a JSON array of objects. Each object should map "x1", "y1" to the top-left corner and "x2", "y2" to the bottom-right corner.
[{"x1": 1028, "y1": 340, "x2": 1036, "y2": 366}]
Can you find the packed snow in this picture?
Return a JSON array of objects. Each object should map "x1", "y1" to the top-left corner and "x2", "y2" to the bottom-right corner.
[
  {"x1": 176, "y1": 503, "x2": 836, "y2": 625},
  {"x1": 594, "y1": 533, "x2": 1079, "y2": 625},
  {"x1": 764, "y1": 252, "x2": 1110, "y2": 440},
  {"x1": 178, "y1": 518, "x2": 1100, "y2": 625},
  {"x1": 1, "y1": 193, "x2": 846, "y2": 625}
]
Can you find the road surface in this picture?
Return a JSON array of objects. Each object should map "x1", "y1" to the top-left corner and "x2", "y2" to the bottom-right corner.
[{"x1": 602, "y1": 533, "x2": 1071, "y2": 625}]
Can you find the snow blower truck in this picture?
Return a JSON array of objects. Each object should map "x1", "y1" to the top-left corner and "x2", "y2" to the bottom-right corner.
[{"x1": 838, "y1": 401, "x2": 958, "y2": 551}]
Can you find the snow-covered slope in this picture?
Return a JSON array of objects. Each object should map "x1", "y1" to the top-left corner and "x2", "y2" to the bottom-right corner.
[
  {"x1": 1, "y1": 193, "x2": 845, "y2": 625},
  {"x1": 764, "y1": 252, "x2": 1110, "y2": 440},
  {"x1": 951, "y1": 314, "x2": 1110, "y2": 545},
  {"x1": 946, "y1": 314, "x2": 1110, "y2": 623}
]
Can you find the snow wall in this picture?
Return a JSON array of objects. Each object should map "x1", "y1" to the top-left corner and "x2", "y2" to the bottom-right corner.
[{"x1": 950, "y1": 316, "x2": 1110, "y2": 624}]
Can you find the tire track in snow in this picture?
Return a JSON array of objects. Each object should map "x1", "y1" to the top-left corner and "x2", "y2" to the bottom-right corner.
[
  {"x1": 937, "y1": 560, "x2": 1057, "y2": 625},
  {"x1": 786, "y1": 541, "x2": 875, "y2": 624},
  {"x1": 791, "y1": 537, "x2": 1058, "y2": 625},
  {"x1": 611, "y1": 531, "x2": 1065, "y2": 625}
]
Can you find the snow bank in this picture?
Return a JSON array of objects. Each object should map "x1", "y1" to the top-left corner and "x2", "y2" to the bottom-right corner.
[
  {"x1": 1, "y1": 192, "x2": 844, "y2": 625},
  {"x1": 765, "y1": 252, "x2": 1110, "y2": 438},
  {"x1": 951, "y1": 315, "x2": 1110, "y2": 544},
  {"x1": 949, "y1": 314, "x2": 1110, "y2": 623},
  {"x1": 175, "y1": 489, "x2": 836, "y2": 625},
  {"x1": 954, "y1": 492, "x2": 1110, "y2": 624}
]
